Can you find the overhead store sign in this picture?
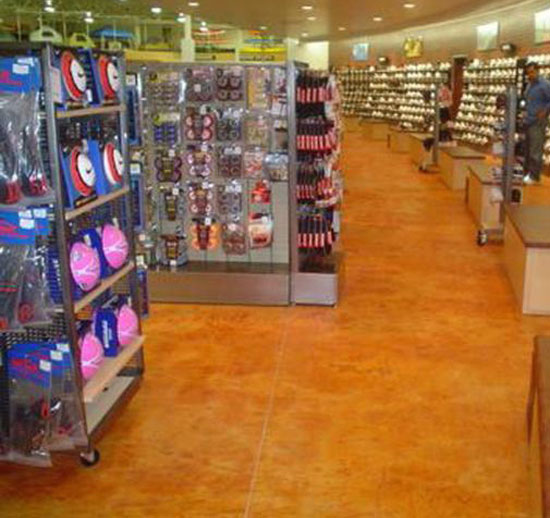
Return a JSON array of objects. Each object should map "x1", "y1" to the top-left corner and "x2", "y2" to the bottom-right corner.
[
  {"x1": 477, "y1": 22, "x2": 499, "y2": 51},
  {"x1": 403, "y1": 37, "x2": 423, "y2": 58},
  {"x1": 535, "y1": 8, "x2": 550, "y2": 44},
  {"x1": 352, "y1": 43, "x2": 369, "y2": 61}
]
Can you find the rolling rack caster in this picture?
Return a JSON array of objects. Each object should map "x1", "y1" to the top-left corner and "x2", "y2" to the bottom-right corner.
[
  {"x1": 80, "y1": 448, "x2": 100, "y2": 467},
  {"x1": 477, "y1": 230, "x2": 488, "y2": 247}
]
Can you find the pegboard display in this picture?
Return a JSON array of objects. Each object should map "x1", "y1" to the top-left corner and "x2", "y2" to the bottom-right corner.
[{"x1": 134, "y1": 62, "x2": 292, "y2": 270}]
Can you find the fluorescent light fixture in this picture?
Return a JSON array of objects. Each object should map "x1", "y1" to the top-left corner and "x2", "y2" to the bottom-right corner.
[
  {"x1": 44, "y1": 5, "x2": 55, "y2": 12},
  {"x1": 151, "y1": 6, "x2": 162, "y2": 14},
  {"x1": 199, "y1": 26, "x2": 208, "y2": 32},
  {"x1": 307, "y1": 16, "x2": 316, "y2": 21},
  {"x1": 84, "y1": 16, "x2": 94, "y2": 23},
  {"x1": 301, "y1": 5, "x2": 313, "y2": 10},
  {"x1": 403, "y1": 3, "x2": 416, "y2": 8},
  {"x1": 373, "y1": 16, "x2": 383, "y2": 22},
  {"x1": 188, "y1": 1, "x2": 199, "y2": 6},
  {"x1": 338, "y1": 26, "x2": 347, "y2": 31},
  {"x1": 259, "y1": 25, "x2": 268, "y2": 30}
]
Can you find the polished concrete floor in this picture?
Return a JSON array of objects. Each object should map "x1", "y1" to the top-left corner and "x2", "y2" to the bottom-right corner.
[{"x1": 2, "y1": 129, "x2": 550, "y2": 517}]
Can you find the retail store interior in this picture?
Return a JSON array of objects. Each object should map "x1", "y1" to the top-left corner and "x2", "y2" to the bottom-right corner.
[{"x1": 2, "y1": 0, "x2": 550, "y2": 516}]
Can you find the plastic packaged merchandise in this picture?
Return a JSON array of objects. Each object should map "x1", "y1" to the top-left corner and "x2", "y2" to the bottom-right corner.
[
  {"x1": 216, "y1": 181, "x2": 243, "y2": 219},
  {"x1": 222, "y1": 222, "x2": 246, "y2": 255},
  {"x1": 0, "y1": 245, "x2": 30, "y2": 332},
  {"x1": 190, "y1": 219, "x2": 220, "y2": 251},
  {"x1": 247, "y1": 67, "x2": 271, "y2": 110},
  {"x1": 218, "y1": 145, "x2": 243, "y2": 179},
  {"x1": 184, "y1": 66, "x2": 215, "y2": 103},
  {"x1": 185, "y1": 145, "x2": 213, "y2": 178},
  {"x1": 243, "y1": 149, "x2": 266, "y2": 179},
  {"x1": 216, "y1": 66, "x2": 244, "y2": 102},
  {"x1": 187, "y1": 181, "x2": 214, "y2": 217},
  {"x1": 5, "y1": 346, "x2": 53, "y2": 467},
  {"x1": 248, "y1": 212, "x2": 274, "y2": 249},
  {"x1": 0, "y1": 91, "x2": 52, "y2": 206},
  {"x1": 216, "y1": 108, "x2": 243, "y2": 142},
  {"x1": 245, "y1": 114, "x2": 271, "y2": 148},
  {"x1": 265, "y1": 153, "x2": 289, "y2": 181}
]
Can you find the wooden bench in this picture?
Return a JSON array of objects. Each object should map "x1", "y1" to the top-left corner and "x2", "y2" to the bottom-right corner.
[
  {"x1": 439, "y1": 146, "x2": 486, "y2": 190},
  {"x1": 388, "y1": 126, "x2": 414, "y2": 153},
  {"x1": 409, "y1": 132, "x2": 432, "y2": 166},
  {"x1": 527, "y1": 336, "x2": 550, "y2": 516},
  {"x1": 466, "y1": 163, "x2": 523, "y2": 231},
  {"x1": 504, "y1": 205, "x2": 550, "y2": 315}
]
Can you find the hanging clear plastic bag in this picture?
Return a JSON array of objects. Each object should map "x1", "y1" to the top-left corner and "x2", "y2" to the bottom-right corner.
[
  {"x1": 0, "y1": 244, "x2": 29, "y2": 332},
  {"x1": 265, "y1": 153, "x2": 289, "y2": 181},
  {"x1": 7, "y1": 346, "x2": 53, "y2": 467}
]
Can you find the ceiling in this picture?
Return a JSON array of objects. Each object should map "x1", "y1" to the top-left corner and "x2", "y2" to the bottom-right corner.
[
  {"x1": 160, "y1": 0, "x2": 524, "y2": 40},
  {"x1": 0, "y1": 0, "x2": 530, "y2": 39}
]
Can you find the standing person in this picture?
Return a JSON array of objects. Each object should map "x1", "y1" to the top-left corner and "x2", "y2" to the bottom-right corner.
[
  {"x1": 524, "y1": 62, "x2": 550, "y2": 184},
  {"x1": 438, "y1": 81, "x2": 453, "y2": 121}
]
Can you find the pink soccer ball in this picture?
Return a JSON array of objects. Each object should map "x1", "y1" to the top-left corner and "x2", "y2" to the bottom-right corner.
[
  {"x1": 70, "y1": 242, "x2": 101, "y2": 292},
  {"x1": 102, "y1": 224, "x2": 129, "y2": 270},
  {"x1": 80, "y1": 332, "x2": 104, "y2": 380},
  {"x1": 117, "y1": 304, "x2": 139, "y2": 346}
]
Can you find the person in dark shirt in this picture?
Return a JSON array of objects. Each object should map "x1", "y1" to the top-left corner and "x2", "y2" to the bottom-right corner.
[{"x1": 524, "y1": 62, "x2": 550, "y2": 184}]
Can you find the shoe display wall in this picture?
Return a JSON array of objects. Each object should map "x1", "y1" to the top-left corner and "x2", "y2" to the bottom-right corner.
[
  {"x1": 335, "y1": 67, "x2": 370, "y2": 117},
  {"x1": 455, "y1": 58, "x2": 522, "y2": 147}
]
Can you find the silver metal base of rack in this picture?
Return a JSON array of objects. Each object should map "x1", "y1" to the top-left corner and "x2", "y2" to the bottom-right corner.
[
  {"x1": 149, "y1": 264, "x2": 290, "y2": 306},
  {"x1": 292, "y1": 254, "x2": 344, "y2": 307}
]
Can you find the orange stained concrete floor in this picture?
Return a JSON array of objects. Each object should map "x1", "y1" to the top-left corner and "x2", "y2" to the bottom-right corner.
[{"x1": 2, "y1": 129, "x2": 550, "y2": 517}]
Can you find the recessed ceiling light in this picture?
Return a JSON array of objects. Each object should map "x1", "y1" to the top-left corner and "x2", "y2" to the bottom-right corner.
[
  {"x1": 200, "y1": 20, "x2": 207, "y2": 26},
  {"x1": 301, "y1": 5, "x2": 313, "y2": 10},
  {"x1": 188, "y1": 1, "x2": 200, "y2": 6},
  {"x1": 404, "y1": 2, "x2": 416, "y2": 8},
  {"x1": 301, "y1": 32, "x2": 309, "y2": 37},
  {"x1": 259, "y1": 25, "x2": 268, "y2": 30},
  {"x1": 338, "y1": 26, "x2": 347, "y2": 31},
  {"x1": 373, "y1": 16, "x2": 383, "y2": 22},
  {"x1": 84, "y1": 15, "x2": 94, "y2": 23},
  {"x1": 44, "y1": 5, "x2": 55, "y2": 12},
  {"x1": 151, "y1": 6, "x2": 162, "y2": 14},
  {"x1": 307, "y1": 16, "x2": 316, "y2": 21},
  {"x1": 177, "y1": 13, "x2": 186, "y2": 23}
]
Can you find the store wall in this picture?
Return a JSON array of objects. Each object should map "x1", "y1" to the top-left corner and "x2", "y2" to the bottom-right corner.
[
  {"x1": 330, "y1": 0, "x2": 550, "y2": 66},
  {"x1": 289, "y1": 40, "x2": 330, "y2": 69}
]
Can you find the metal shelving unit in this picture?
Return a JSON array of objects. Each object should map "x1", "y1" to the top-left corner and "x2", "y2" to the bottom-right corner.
[{"x1": 0, "y1": 43, "x2": 145, "y2": 467}]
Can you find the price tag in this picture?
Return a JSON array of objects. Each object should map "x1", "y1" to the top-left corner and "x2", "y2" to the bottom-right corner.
[
  {"x1": 20, "y1": 218, "x2": 35, "y2": 230},
  {"x1": 235, "y1": 183, "x2": 242, "y2": 193},
  {"x1": 130, "y1": 163, "x2": 142, "y2": 175},
  {"x1": 202, "y1": 181, "x2": 209, "y2": 189},
  {"x1": 50, "y1": 350, "x2": 63, "y2": 362},
  {"x1": 205, "y1": 217, "x2": 212, "y2": 226},
  {"x1": 86, "y1": 89, "x2": 93, "y2": 102},
  {"x1": 172, "y1": 187, "x2": 179, "y2": 196},
  {"x1": 39, "y1": 360, "x2": 52, "y2": 373},
  {"x1": 200, "y1": 105, "x2": 207, "y2": 115},
  {"x1": 13, "y1": 63, "x2": 29, "y2": 75},
  {"x1": 138, "y1": 233, "x2": 146, "y2": 242},
  {"x1": 126, "y1": 74, "x2": 137, "y2": 86},
  {"x1": 170, "y1": 259, "x2": 177, "y2": 268},
  {"x1": 168, "y1": 149, "x2": 176, "y2": 158},
  {"x1": 19, "y1": 210, "x2": 32, "y2": 219},
  {"x1": 33, "y1": 208, "x2": 47, "y2": 218},
  {"x1": 57, "y1": 343, "x2": 70, "y2": 353},
  {"x1": 194, "y1": 84, "x2": 202, "y2": 93},
  {"x1": 201, "y1": 143, "x2": 208, "y2": 152},
  {"x1": 228, "y1": 223, "x2": 237, "y2": 232}
]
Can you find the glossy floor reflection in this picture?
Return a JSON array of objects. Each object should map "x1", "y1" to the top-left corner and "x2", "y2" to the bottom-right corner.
[{"x1": 1, "y1": 129, "x2": 550, "y2": 517}]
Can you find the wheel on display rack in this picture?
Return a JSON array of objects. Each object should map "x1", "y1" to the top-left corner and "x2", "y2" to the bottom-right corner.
[
  {"x1": 80, "y1": 448, "x2": 100, "y2": 467},
  {"x1": 477, "y1": 230, "x2": 488, "y2": 247}
]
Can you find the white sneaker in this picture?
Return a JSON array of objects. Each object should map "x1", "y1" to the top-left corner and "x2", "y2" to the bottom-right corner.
[{"x1": 523, "y1": 175, "x2": 536, "y2": 185}]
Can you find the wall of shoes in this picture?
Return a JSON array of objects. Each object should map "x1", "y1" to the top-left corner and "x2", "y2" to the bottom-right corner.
[
  {"x1": 335, "y1": 68, "x2": 371, "y2": 116},
  {"x1": 454, "y1": 58, "x2": 522, "y2": 147},
  {"x1": 336, "y1": 62, "x2": 450, "y2": 132},
  {"x1": 0, "y1": 43, "x2": 145, "y2": 467}
]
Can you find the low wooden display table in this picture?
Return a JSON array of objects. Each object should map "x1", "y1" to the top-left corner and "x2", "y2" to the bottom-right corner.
[
  {"x1": 388, "y1": 126, "x2": 413, "y2": 153},
  {"x1": 504, "y1": 205, "x2": 550, "y2": 315},
  {"x1": 439, "y1": 146, "x2": 486, "y2": 190},
  {"x1": 466, "y1": 164, "x2": 523, "y2": 232},
  {"x1": 527, "y1": 336, "x2": 550, "y2": 516},
  {"x1": 360, "y1": 119, "x2": 389, "y2": 141},
  {"x1": 409, "y1": 132, "x2": 431, "y2": 166}
]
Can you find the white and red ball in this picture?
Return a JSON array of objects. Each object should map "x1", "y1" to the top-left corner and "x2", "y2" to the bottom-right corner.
[
  {"x1": 102, "y1": 142, "x2": 124, "y2": 185},
  {"x1": 102, "y1": 223, "x2": 129, "y2": 270},
  {"x1": 80, "y1": 332, "x2": 104, "y2": 380},
  {"x1": 70, "y1": 241, "x2": 101, "y2": 292}
]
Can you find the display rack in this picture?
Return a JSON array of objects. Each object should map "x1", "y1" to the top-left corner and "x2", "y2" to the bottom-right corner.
[
  {"x1": 0, "y1": 43, "x2": 145, "y2": 467},
  {"x1": 455, "y1": 57, "x2": 523, "y2": 147},
  {"x1": 292, "y1": 69, "x2": 343, "y2": 305},
  {"x1": 128, "y1": 60, "x2": 297, "y2": 305}
]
